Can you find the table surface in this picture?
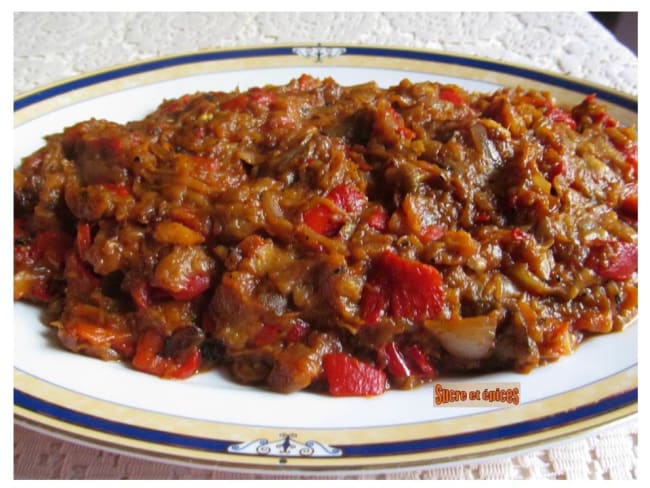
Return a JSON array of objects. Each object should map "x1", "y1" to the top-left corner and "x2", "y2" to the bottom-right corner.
[{"x1": 13, "y1": 11, "x2": 638, "y2": 480}]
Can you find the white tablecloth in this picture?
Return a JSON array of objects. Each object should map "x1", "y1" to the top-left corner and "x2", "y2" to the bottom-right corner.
[{"x1": 13, "y1": 12, "x2": 638, "y2": 480}]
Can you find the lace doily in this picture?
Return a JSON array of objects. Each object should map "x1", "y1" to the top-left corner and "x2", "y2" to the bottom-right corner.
[{"x1": 14, "y1": 12, "x2": 637, "y2": 95}]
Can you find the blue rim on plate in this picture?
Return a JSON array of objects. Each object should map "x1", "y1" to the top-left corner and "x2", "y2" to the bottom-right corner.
[{"x1": 14, "y1": 45, "x2": 637, "y2": 112}]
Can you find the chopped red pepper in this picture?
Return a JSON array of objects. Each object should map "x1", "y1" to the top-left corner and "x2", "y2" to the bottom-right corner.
[
  {"x1": 586, "y1": 240, "x2": 638, "y2": 281},
  {"x1": 367, "y1": 206, "x2": 388, "y2": 231},
  {"x1": 383, "y1": 342, "x2": 436, "y2": 378},
  {"x1": 167, "y1": 273, "x2": 212, "y2": 301},
  {"x1": 323, "y1": 352, "x2": 387, "y2": 396},
  {"x1": 360, "y1": 251, "x2": 444, "y2": 324},
  {"x1": 420, "y1": 225, "x2": 446, "y2": 243},
  {"x1": 303, "y1": 203, "x2": 344, "y2": 237},
  {"x1": 327, "y1": 184, "x2": 367, "y2": 213},
  {"x1": 384, "y1": 341, "x2": 411, "y2": 377},
  {"x1": 403, "y1": 344, "x2": 435, "y2": 375},
  {"x1": 303, "y1": 184, "x2": 366, "y2": 236},
  {"x1": 439, "y1": 87, "x2": 466, "y2": 106},
  {"x1": 547, "y1": 106, "x2": 577, "y2": 130}
]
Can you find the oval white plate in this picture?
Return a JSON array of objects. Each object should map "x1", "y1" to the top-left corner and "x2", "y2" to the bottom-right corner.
[{"x1": 14, "y1": 45, "x2": 637, "y2": 473}]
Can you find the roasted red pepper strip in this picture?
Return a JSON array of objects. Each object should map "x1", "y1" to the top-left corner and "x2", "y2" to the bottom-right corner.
[
  {"x1": 323, "y1": 352, "x2": 387, "y2": 396},
  {"x1": 360, "y1": 251, "x2": 444, "y2": 324},
  {"x1": 586, "y1": 240, "x2": 638, "y2": 281},
  {"x1": 404, "y1": 344, "x2": 435, "y2": 375},
  {"x1": 384, "y1": 341, "x2": 411, "y2": 377}
]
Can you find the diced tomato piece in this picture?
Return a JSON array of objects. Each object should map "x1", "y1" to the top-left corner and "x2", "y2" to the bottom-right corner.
[
  {"x1": 167, "y1": 273, "x2": 212, "y2": 301},
  {"x1": 360, "y1": 251, "x2": 444, "y2": 324},
  {"x1": 221, "y1": 94, "x2": 249, "y2": 112},
  {"x1": 367, "y1": 207, "x2": 388, "y2": 231},
  {"x1": 323, "y1": 353, "x2": 387, "y2": 396},
  {"x1": 586, "y1": 240, "x2": 638, "y2": 281},
  {"x1": 384, "y1": 342, "x2": 411, "y2": 377},
  {"x1": 547, "y1": 106, "x2": 577, "y2": 130},
  {"x1": 76, "y1": 223, "x2": 92, "y2": 254},
  {"x1": 420, "y1": 225, "x2": 446, "y2": 243},
  {"x1": 326, "y1": 184, "x2": 367, "y2": 213},
  {"x1": 254, "y1": 323, "x2": 283, "y2": 347},
  {"x1": 303, "y1": 203, "x2": 343, "y2": 237},
  {"x1": 439, "y1": 87, "x2": 466, "y2": 106}
]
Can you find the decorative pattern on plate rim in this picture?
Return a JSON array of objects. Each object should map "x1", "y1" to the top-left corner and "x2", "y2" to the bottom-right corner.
[
  {"x1": 227, "y1": 433, "x2": 342, "y2": 458},
  {"x1": 292, "y1": 44, "x2": 347, "y2": 62}
]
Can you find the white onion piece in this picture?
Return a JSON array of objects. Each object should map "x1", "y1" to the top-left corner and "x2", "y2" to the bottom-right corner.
[{"x1": 424, "y1": 310, "x2": 502, "y2": 359}]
